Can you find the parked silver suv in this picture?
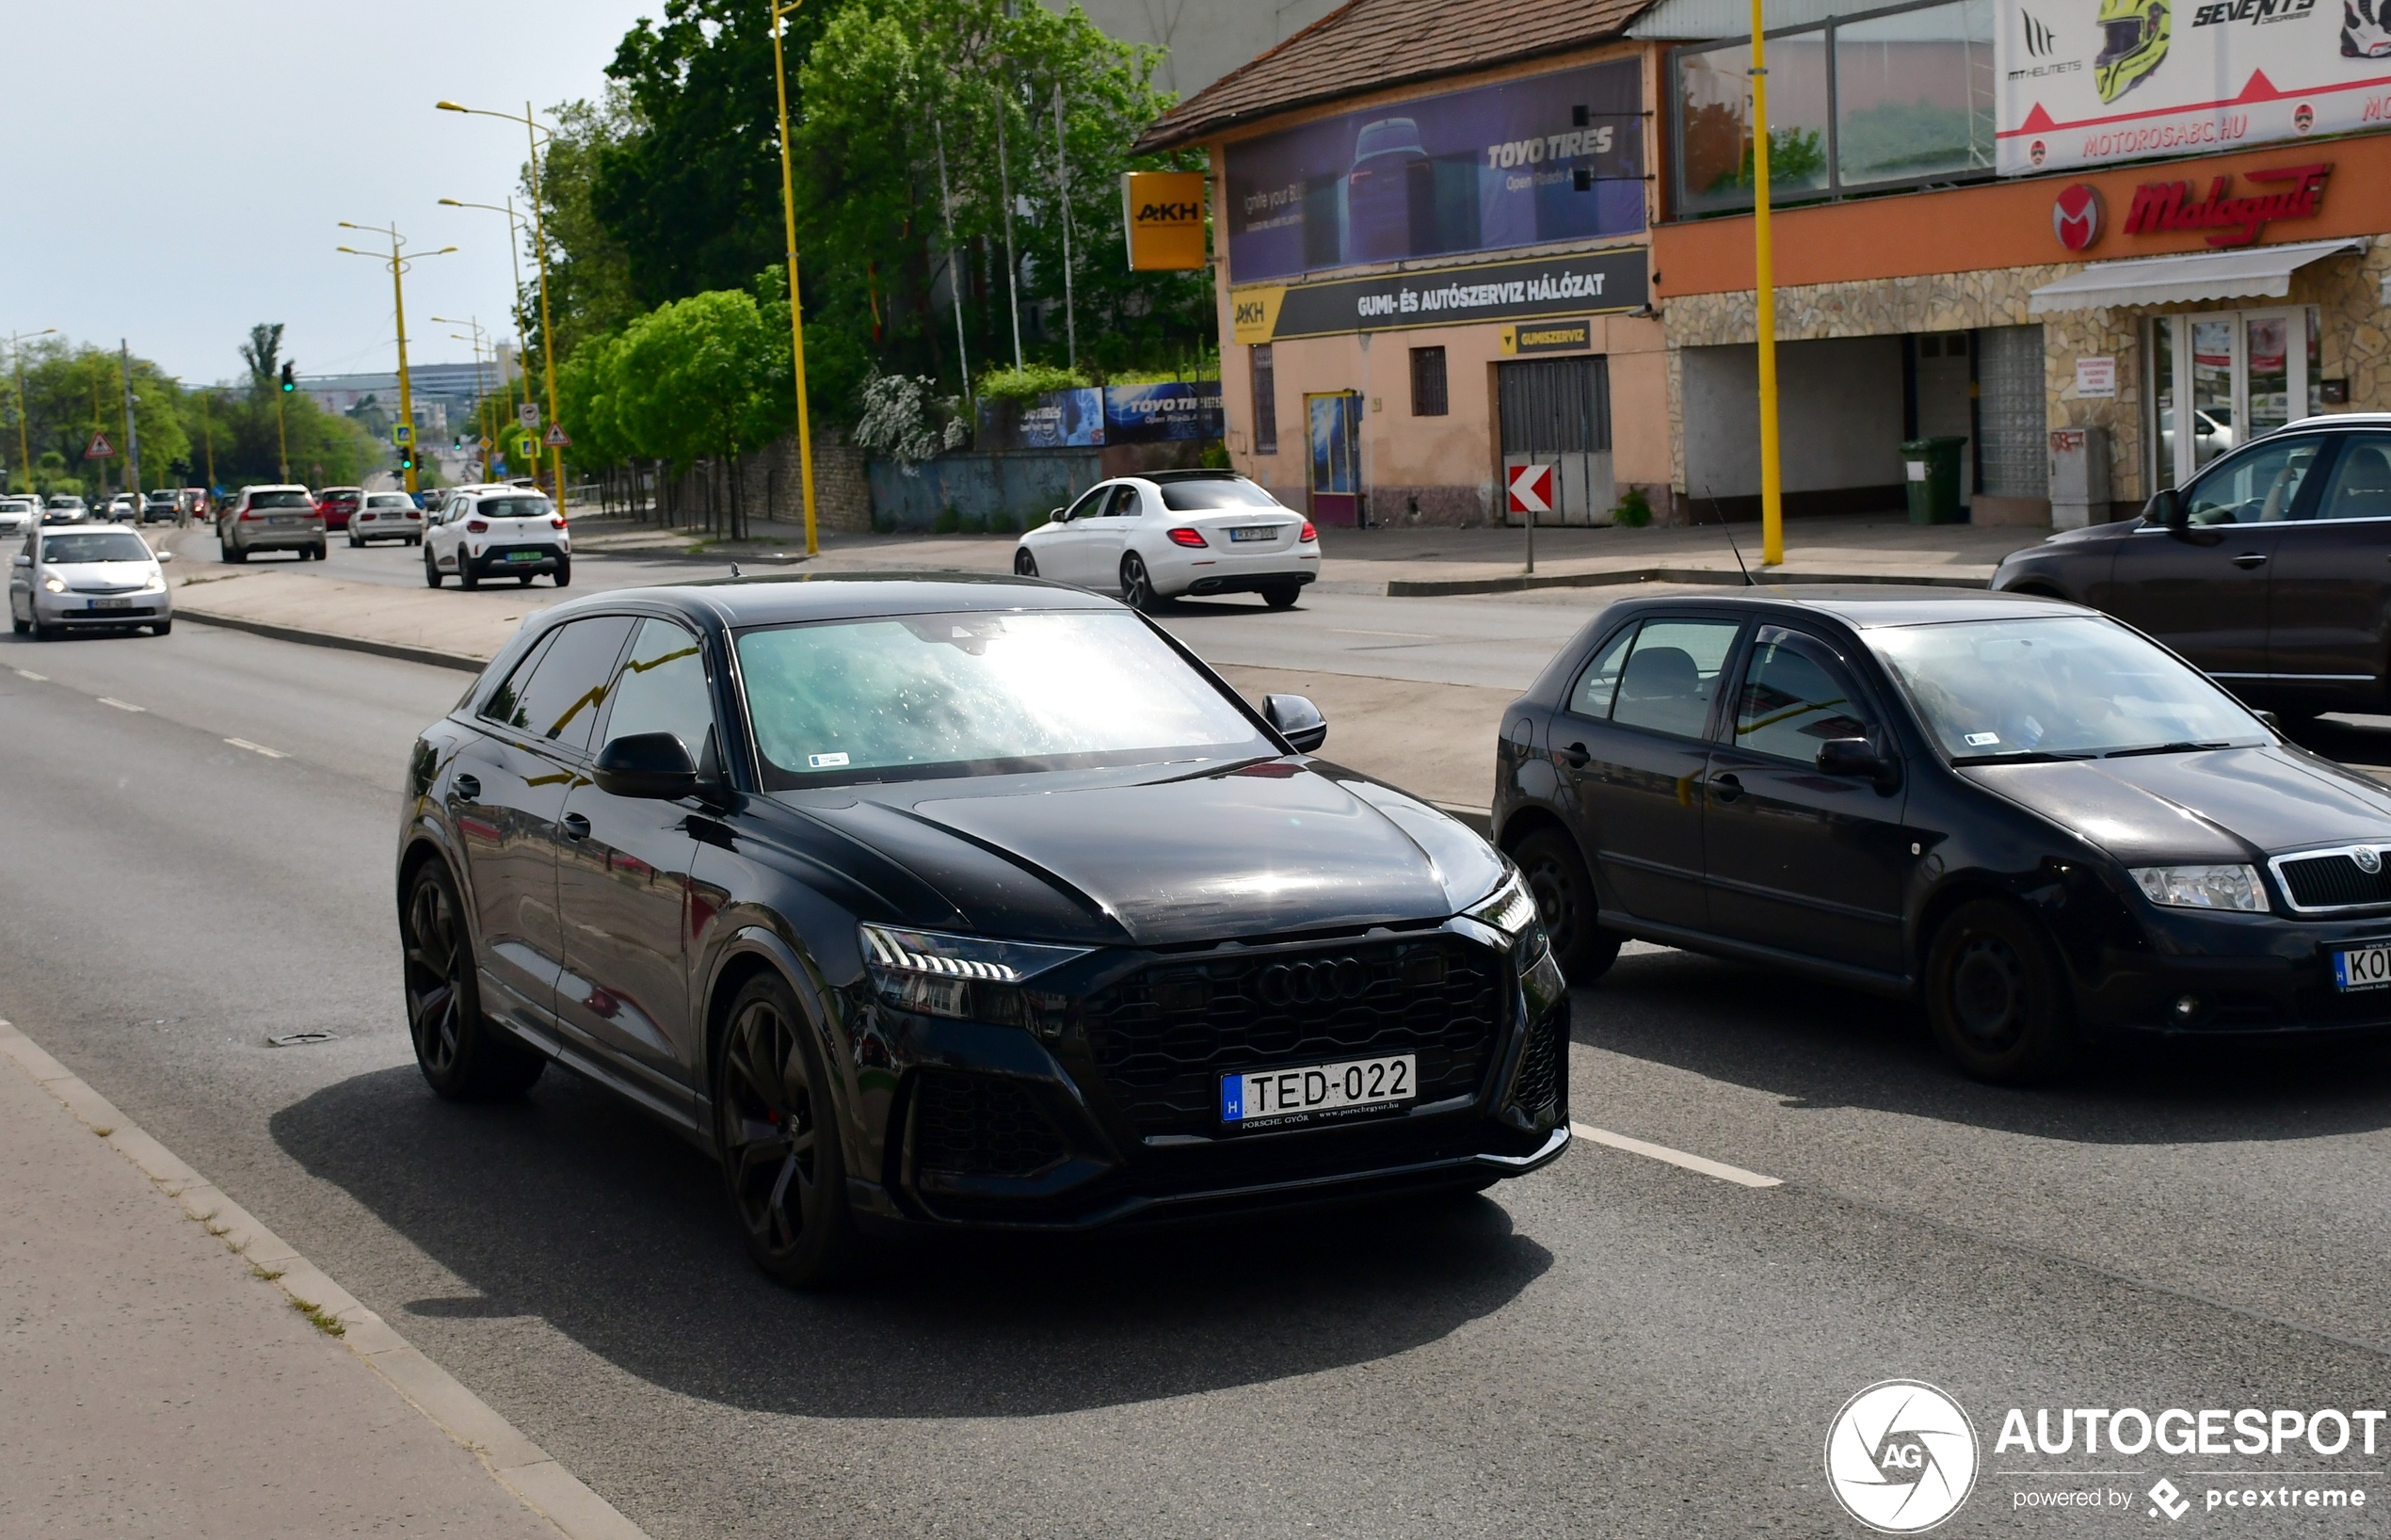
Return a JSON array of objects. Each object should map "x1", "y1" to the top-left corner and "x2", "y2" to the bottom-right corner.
[{"x1": 218, "y1": 485, "x2": 326, "y2": 562}]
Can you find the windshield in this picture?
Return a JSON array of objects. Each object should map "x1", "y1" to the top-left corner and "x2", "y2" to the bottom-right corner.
[
  {"x1": 1869, "y1": 616, "x2": 2265, "y2": 762},
  {"x1": 476, "y1": 496, "x2": 554, "y2": 521},
  {"x1": 43, "y1": 532, "x2": 152, "y2": 563},
  {"x1": 1157, "y1": 479, "x2": 1282, "y2": 512},
  {"x1": 367, "y1": 494, "x2": 412, "y2": 507},
  {"x1": 736, "y1": 609, "x2": 1268, "y2": 788},
  {"x1": 247, "y1": 489, "x2": 311, "y2": 509},
  {"x1": 47, "y1": 498, "x2": 82, "y2": 508}
]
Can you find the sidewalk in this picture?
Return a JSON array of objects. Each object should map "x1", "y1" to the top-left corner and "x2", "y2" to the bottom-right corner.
[{"x1": 0, "y1": 1021, "x2": 643, "y2": 1540}]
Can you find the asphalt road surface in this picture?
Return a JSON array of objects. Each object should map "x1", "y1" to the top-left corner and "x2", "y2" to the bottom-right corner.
[{"x1": 9, "y1": 614, "x2": 2391, "y2": 1537}]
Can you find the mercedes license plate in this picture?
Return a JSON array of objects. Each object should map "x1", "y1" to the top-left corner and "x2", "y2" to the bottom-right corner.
[
  {"x1": 1228, "y1": 525, "x2": 1276, "y2": 542},
  {"x1": 507, "y1": 550, "x2": 541, "y2": 562},
  {"x1": 1220, "y1": 1052, "x2": 1415, "y2": 1130},
  {"x1": 2334, "y1": 944, "x2": 2391, "y2": 991},
  {"x1": 88, "y1": 598, "x2": 134, "y2": 610}
]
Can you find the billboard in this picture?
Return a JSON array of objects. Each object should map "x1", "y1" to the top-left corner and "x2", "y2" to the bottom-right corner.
[
  {"x1": 1996, "y1": 0, "x2": 2391, "y2": 173},
  {"x1": 1230, "y1": 249, "x2": 1648, "y2": 344},
  {"x1": 1223, "y1": 60, "x2": 1644, "y2": 283},
  {"x1": 1103, "y1": 381, "x2": 1224, "y2": 442}
]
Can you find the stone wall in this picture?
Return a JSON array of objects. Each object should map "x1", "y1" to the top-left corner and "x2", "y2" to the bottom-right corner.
[{"x1": 733, "y1": 430, "x2": 872, "y2": 532}]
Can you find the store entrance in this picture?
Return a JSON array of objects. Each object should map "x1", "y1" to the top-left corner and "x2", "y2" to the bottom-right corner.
[
  {"x1": 1498, "y1": 356, "x2": 1613, "y2": 525},
  {"x1": 2151, "y1": 309, "x2": 2319, "y2": 491},
  {"x1": 1306, "y1": 391, "x2": 1362, "y2": 526}
]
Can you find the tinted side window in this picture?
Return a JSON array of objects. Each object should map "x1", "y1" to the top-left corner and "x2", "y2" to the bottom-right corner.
[
  {"x1": 1107, "y1": 485, "x2": 1141, "y2": 517},
  {"x1": 1566, "y1": 624, "x2": 1638, "y2": 719},
  {"x1": 2182, "y1": 438, "x2": 2321, "y2": 524},
  {"x1": 601, "y1": 618, "x2": 715, "y2": 765},
  {"x1": 1734, "y1": 630, "x2": 1874, "y2": 762},
  {"x1": 2314, "y1": 435, "x2": 2391, "y2": 521},
  {"x1": 1061, "y1": 486, "x2": 1109, "y2": 522},
  {"x1": 481, "y1": 616, "x2": 636, "y2": 753},
  {"x1": 1611, "y1": 618, "x2": 1741, "y2": 739}
]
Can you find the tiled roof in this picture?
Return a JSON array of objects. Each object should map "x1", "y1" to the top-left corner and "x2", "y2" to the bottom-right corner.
[{"x1": 1134, "y1": 0, "x2": 1656, "y2": 152}]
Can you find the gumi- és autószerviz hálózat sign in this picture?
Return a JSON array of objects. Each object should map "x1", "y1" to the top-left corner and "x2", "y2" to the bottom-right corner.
[
  {"x1": 1825, "y1": 1381, "x2": 2384, "y2": 1532},
  {"x1": 1229, "y1": 249, "x2": 1646, "y2": 344}
]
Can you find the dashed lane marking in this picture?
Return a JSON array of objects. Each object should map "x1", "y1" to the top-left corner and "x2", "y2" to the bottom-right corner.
[
  {"x1": 12, "y1": 669, "x2": 46, "y2": 681},
  {"x1": 223, "y1": 738, "x2": 287, "y2": 759},
  {"x1": 95, "y1": 698, "x2": 145, "y2": 713},
  {"x1": 1571, "y1": 1121, "x2": 1783, "y2": 1189}
]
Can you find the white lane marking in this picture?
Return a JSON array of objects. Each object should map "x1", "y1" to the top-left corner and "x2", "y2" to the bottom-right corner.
[
  {"x1": 95, "y1": 697, "x2": 145, "y2": 713},
  {"x1": 13, "y1": 668, "x2": 46, "y2": 681},
  {"x1": 1329, "y1": 627, "x2": 1437, "y2": 639},
  {"x1": 1571, "y1": 1121, "x2": 1783, "y2": 1189},
  {"x1": 223, "y1": 737, "x2": 287, "y2": 759}
]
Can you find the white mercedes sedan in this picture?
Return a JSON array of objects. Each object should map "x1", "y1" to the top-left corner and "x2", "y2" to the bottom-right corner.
[{"x1": 1013, "y1": 471, "x2": 1320, "y2": 611}]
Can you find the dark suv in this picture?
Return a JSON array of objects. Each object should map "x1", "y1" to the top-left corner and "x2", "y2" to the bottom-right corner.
[{"x1": 1993, "y1": 413, "x2": 2391, "y2": 717}]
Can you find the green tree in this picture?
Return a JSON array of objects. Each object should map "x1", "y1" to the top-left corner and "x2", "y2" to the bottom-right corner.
[{"x1": 525, "y1": 88, "x2": 646, "y2": 365}]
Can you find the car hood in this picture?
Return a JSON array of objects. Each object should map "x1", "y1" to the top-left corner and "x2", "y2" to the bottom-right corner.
[
  {"x1": 775, "y1": 760, "x2": 1505, "y2": 947},
  {"x1": 47, "y1": 560, "x2": 158, "y2": 584},
  {"x1": 1964, "y1": 745, "x2": 2391, "y2": 863}
]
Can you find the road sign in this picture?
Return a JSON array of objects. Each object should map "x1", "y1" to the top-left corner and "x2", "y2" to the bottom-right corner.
[
  {"x1": 1506, "y1": 462, "x2": 1554, "y2": 516},
  {"x1": 393, "y1": 423, "x2": 414, "y2": 446},
  {"x1": 85, "y1": 432, "x2": 115, "y2": 460},
  {"x1": 475, "y1": 436, "x2": 491, "y2": 451},
  {"x1": 517, "y1": 402, "x2": 540, "y2": 431},
  {"x1": 543, "y1": 425, "x2": 570, "y2": 448}
]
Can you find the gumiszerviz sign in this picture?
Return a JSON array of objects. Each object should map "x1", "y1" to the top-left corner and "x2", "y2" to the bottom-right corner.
[{"x1": 1231, "y1": 248, "x2": 1646, "y2": 344}]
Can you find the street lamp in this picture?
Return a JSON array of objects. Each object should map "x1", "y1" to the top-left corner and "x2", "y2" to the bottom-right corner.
[
  {"x1": 433, "y1": 315, "x2": 492, "y2": 481},
  {"x1": 7, "y1": 327, "x2": 57, "y2": 496},
  {"x1": 769, "y1": 0, "x2": 820, "y2": 554},
  {"x1": 437, "y1": 198, "x2": 535, "y2": 451},
  {"x1": 338, "y1": 222, "x2": 457, "y2": 495},
  {"x1": 435, "y1": 101, "x2": 570, "y2": 520}
]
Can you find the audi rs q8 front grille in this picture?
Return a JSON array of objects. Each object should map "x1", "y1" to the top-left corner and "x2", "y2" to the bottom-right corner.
[{"x1": 1082, "y1": 934, "x2": 1504, "y2": 1138}]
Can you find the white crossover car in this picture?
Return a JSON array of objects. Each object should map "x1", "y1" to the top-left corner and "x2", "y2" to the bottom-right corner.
[
  {"x1": 424, "y1": 487, "x2": 570, "y2": 588},
  {"x1": 8, "y1": 522, "x2": 174, "y2": 637},
  {"x1": 1012, "y1": 470, "x2": 1320, "y2": 610},
  {"x1": 349, "y1": 490, "x2": 424, "y2": 547}
]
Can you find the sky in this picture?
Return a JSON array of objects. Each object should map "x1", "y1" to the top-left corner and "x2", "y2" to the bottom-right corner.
[{"x1": 5, "y1": 1, "x2": 664, "y2": 385}]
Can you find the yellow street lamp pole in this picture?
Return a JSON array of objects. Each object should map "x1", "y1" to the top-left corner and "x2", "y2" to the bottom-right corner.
[
  {"x1": 1752, "y1": 0, "x2": 1784, "y2": 567},
  {"x1": 436, "y1": 315, "x2": 492, "y2": 481},
  {"x1": 340, "y1": 222, "x2": 457, "y2": 495},
  {"x1": 771, "y1": 0, "x2": 819, "y2": 555},
  {"x1": 436, "y1": 106, "x2": 568, "y2": 517},
  {"x1": 440, "y1": 195, "x2": 537, "y2": 480},
  {"x1": 7, "y1": 327, "x2": 57, "y2": 496}
]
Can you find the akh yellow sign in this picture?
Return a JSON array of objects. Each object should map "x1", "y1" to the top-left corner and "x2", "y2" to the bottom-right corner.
[{"x1": 1121, "y1": 171, "x2": 1208, "y2": 270}]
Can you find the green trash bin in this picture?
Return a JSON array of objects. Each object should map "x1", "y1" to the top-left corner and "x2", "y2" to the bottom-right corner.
[{"x1": 1901, "y1": 437, "x2": 1967, "y2": 525}]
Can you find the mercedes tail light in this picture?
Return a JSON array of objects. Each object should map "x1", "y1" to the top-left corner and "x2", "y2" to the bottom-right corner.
[
  {"x1": 1299, "y1": 521, "x2": 1318, "y2": 542},
  {"x1": 1166, "y1": 527, "x2": 1208, "y2": 548}
]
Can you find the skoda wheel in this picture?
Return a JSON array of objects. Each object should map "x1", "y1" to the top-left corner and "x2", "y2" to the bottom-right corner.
[
  {"x1": 1120, "y1": 552, "x2": 1156, "y2": 612},
  {"x1": 714, "y1": 971, "x2": 858, "y2": 1288},
  {"x1": 402, "y1": 861, "x2": 546, "y2": 1100},
  {"x1": 1516, "y1": 827, "x2": 1622, "y2": 985},
  {"x1": 1925, "y1": 898, "x2": 2077, "y2": 1083}
]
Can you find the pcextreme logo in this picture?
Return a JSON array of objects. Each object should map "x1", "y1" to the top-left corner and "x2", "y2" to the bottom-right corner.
[{"x1": 1827, "y1": 1381, "x2": 1981, "y2": 1532}]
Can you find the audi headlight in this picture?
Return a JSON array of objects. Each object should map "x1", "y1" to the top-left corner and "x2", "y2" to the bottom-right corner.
[
  {"x1": 859, "y1": 922, "x2": 1090, "y2": 1030},
  {"x1": 2130, "y1": 864, "x2": 2267, "y2": 912},
  {"x1": 1465, "y1": 868, "x2": 1549, "y2": 964},
  {"x1": 40, "y1": 574, "x2": 65, "y2": 593}
]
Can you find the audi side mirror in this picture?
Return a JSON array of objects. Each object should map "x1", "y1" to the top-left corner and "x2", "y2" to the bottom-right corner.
[
  {"x1": 1263, "y1": 693, "x2": 1328, "y2": 753},
  {"x1": 592, "y1": 731, "x2": 698, "y2": 799},
  {"x1": 1817, "y1": 737, "x2": 1896, "y2": 787}
]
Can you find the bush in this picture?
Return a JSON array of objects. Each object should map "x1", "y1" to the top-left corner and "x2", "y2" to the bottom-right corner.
[
  {"x1": 933, "y1": 505, "x2": 961, "y2": 534},
  {"x1": 1612, "y1": 485, "x2": 1654, "y2": 528},
  {"x1": 1197, "y1": 440, "x2": 1230, "y2": 469},
  {"x1": 989, "y1": 509, "x2": 1018, "y2": 534},
  {"x1": 976, "y1": 363, "x2": 1089, "y2": 403}
]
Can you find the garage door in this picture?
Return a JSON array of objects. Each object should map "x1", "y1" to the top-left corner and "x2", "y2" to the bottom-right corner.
[{"x1": 1498, "y1": 356, "x2": 1614, "y2": 526}]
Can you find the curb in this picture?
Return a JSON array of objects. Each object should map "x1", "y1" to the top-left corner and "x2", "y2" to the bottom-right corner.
[
  {"x1": 177, "y1": 607, "x2": 489, "y2": 673},
  {"x1": 1386, "y1": 567, "x2": 1995, "y2": 597},
  {"x1": 0, "y1": 1019, "x2": 650, "y2": 1540}
]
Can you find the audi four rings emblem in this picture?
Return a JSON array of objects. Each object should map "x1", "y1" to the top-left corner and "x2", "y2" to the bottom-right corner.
[{"x1": 1259, "y1": 956, "x2": 1372, "y2": 1006}]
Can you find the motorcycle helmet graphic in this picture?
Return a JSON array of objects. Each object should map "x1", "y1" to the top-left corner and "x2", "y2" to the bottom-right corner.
[
  {"x1": 2344, "y1": 0, "x2": 2391, "y2": 59},
  {"x1": 2094, "y1": 0, "x2": 2170, "y2": 103}
]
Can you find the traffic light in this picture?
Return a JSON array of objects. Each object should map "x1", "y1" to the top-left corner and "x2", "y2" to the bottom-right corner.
[
  {"x1": 279, "y1": 363, "x2": 295, "y2": 393},
  {"x1": 397, "y1": 450, "x2": 415, "y2": 472}
]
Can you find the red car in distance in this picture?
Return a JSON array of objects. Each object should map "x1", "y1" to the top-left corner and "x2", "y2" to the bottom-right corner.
[{"x1": 315, "y1": 486, "x2": 363, "y2": 531}]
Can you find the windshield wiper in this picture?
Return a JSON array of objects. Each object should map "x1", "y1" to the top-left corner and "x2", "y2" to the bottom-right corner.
[
  {"x1": 2102, "y1": 741, "x2": 2235, "y2": 759},
  {"x1": 1950, "y1": 750, "x2": 2097, "y2": 765}
]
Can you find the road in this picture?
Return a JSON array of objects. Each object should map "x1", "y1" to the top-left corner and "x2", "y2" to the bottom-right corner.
[{"x1": 9, "y1": 579, "x2": 2391, "y2": 1536}]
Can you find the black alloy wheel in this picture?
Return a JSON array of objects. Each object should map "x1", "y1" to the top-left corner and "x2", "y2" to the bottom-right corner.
[
  {"x1": 458, "y1": 558, "x2": 480, "y2": 590},
  {"x1": 401, "y1": 862, "x2": 545, "y2": 1099},
  {"x1": 1925, "y1": 897, "x2": 2076, "y2": 1083},
  {"x1": 1261, "y1": 582, "x2": 1300, "y2": 610},
  {"x1": 222, "y1": 542, "x2": 246, "y2": 564},
  {"x1": 1014, "y1": 548, "x2": 1037, "y2": 577},
  {"x1": 714, "y1": 971, "x2": 857, "y2": 1287},
  {"x1": 552, "y1": 555, "x2": 570, "y2": 587},
  {"x1": 312, "y1": 542, "x2": 329, "y2": 560},
  {"x1": 423, "y1": 549, "x2": 442, "y2": 587},
  {"x1": 1515, "y1": 827, "x2": 1622, "y2": 984},
  {"x1": 1120, "y1": 552, "x2": 1156, "y2": 612}
]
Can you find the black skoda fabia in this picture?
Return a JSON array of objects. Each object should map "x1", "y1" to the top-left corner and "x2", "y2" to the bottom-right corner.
[{"x1": 394, "y1": 574, "x2": 1567, "y2": 1284}]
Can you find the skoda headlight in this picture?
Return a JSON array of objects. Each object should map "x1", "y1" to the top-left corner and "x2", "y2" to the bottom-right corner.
[
  {"x1": 2130, "y1": 864, "x2": 2267, "y2": 912},
  {"x1": 1465, "y1": 868, "x2": 1549, "y2": 964},
  {"x1": 859, "y1": 923, "x2": 1090, "y2": 1030}
]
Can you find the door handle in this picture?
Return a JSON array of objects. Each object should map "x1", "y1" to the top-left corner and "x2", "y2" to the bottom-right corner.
[
  {"x1": 452, "y1": 773, "x2": 481, "y2": 801},
  {"x1": 1710, "y1": 772, "x2": 1743, "y2": 804},
  {"x1": 2231, "y1": 553, "x2": 2268, "y2": 569},
  {"x1": 1560, "y1": 741, "x2": 1590, "y2": 769},
  {"x1": 562, "y1": 812, "x2": 591, "y2": 842}
]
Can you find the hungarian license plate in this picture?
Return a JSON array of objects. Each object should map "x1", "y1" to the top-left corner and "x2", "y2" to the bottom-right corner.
[
  {"x1": 2333, "y1": 943, "x2": 2391, "y2": 991},
  {"x1": 270, "y1": 515, "x2": 298, "y2": 525},
  {"x1": 1228, "y1": 526, "x2": 1276, "y2": 542},
  {"x1": 1220, "y1": 1052, "x2": 1415, "y2": 1129},
  {"x1": 88, "y1": 598, "x2": 134, "y2": 610},
  {"x1": 506, "y1": 550, "x2": 541, "y2": 562}
]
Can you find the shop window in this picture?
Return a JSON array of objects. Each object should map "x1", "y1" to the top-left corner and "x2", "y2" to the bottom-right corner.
[
  {"x1": 1250, "y1": 345, "x2": 1277, "y2": 457},
  {"x1": 1410, "y1": 347, "x2": 1449, "y2": 416},
  {"x1": 1670, "y1": 0, "x2": 1994, "y2": 217}
]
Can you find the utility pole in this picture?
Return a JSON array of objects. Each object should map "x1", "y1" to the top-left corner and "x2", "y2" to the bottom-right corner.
[
  {"x1": 1752, "y1": 0, "x2": 1784, "y2": 566},
  {"x1": 436, "y1": 316, "x2": 492, "y2": 481},
  {"x1": 339, "y1": 222, "x2": 455, "y2": 495},
  {"x1": 996, "y1": 74, "x2": 1023, "y2": 372},
  {"x1": 8, "y1": 329, "x2": 56, "y2": 495},
  {"x1": 1052, "y1": 83, "x2": 1077, "y2": 374},
  {"x1": 199, "y1": 389, "x2": 215, "y2": 490},
  {"x1": 119, "y1": 341, "x2": 141, "y2": 497},
  {"x1": 770, "y1": 0, "x2": 820, "y2": 554},
  {"x1": 936, "y1": 120, "x2": 971, "y2": 405}
]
